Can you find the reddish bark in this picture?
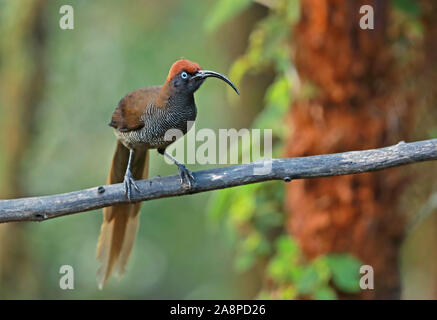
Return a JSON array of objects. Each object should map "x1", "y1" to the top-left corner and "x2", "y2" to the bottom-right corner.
[{"x1": 285, "y1": 0, "x2": 413, "y2": 299}]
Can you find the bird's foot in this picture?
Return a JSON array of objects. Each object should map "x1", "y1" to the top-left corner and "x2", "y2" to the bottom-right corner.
[
  {"x1": 123, "y1": 169, "x2": 140, "y2": 200},
  {"x1": 176, "y1": 163, "x2": 195, "y2": 190}
]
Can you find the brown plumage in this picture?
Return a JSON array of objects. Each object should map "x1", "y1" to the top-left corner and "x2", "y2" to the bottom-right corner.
[
  {"x1": 97, "y1": 141, "x2": 148, "y2": 288},
  {"x1": 97, "y1": 59, "x2": 239, "y2": 288}
]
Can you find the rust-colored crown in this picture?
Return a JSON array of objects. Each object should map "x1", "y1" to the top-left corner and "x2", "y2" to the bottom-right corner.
[{"x1": 167, "y1": 59, "x2": 201, "y2": 81}]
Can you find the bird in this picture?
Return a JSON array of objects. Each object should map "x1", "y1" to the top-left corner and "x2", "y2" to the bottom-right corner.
[{"x1": 96, "y1": 58, "x2": 239, "y2": 288}]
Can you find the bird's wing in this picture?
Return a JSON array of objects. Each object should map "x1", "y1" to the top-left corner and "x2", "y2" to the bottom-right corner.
[{"x1": 109, "y1": 86, "x2": 162, "y2": 132}]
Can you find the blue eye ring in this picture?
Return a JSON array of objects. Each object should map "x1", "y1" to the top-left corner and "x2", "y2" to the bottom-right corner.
[{"x1": 181, "y1": 71, "x2": 188, "y2": 79}]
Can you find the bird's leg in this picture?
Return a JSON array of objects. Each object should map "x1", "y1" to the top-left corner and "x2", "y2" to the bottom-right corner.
[
  {"x1": 159, "y1": 148, "x2": 195, "y2": 189},
  {"x1": 123, "y1": 149, "x2": 140, "y2": 200}
]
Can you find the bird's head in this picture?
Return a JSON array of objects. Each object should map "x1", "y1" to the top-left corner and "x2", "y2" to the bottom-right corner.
[{"x1": 166, "y1": 59, "x2": 239, "y2": 95}]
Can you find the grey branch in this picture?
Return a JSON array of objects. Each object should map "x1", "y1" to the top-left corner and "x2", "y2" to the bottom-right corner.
[{"x1": 0, "y1": 139, "x2": 436, "y2": 223}]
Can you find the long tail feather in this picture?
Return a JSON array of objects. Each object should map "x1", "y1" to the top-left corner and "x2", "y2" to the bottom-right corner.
[{"x1": 96, "y1": 141, "x2": 148, "y2": 289}]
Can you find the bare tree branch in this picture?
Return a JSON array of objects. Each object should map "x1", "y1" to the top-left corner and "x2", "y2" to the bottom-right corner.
[{"x1": 0, "y1": 139, "x2": 436, "y2": 223}]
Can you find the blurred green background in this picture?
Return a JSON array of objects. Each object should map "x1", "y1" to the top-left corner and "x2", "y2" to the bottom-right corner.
[
  {"x1": 0, "y1": 0, "x2": 436, "y2": 299},
  {"x1": 0, "y1": 0, "x2": 250, "y2": 299}
]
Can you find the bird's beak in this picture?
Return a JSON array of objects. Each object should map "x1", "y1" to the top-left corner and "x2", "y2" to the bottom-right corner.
[{"x1": 193, "y1": 70, "x2": 239, "y2": 95}]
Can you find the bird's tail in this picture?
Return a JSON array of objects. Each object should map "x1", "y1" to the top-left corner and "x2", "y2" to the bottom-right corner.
[{"x1": 96, "y1": 140, "x2": 149, "y2": 289}]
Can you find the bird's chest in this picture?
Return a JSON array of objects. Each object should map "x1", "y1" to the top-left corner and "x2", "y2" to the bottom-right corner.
[
  {"x1": 160, "y1": 105, "x2": 197, "y2": 133},
  {"x1": 138, "y1": 103, "x2": 197, "y2": 148}
]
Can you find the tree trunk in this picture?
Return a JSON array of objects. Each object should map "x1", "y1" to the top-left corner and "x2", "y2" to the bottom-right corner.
[{"x1": 284, "y1": 0, "x2": 412, "y2": 299}]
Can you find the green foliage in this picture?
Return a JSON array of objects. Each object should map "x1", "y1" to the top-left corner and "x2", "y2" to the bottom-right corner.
[
  {"x1": 262, "y1": 237, "x2": 362, "y2": 299},
  {"x1": 429, "y1": 128, "x2": 437, "y2": 139},
  {"x1": 229, "y1": 0, "x2": 299, "y2": 81},
  {"x1": 325, "y1": 254, "x2": 362, "y2": 293},
  {"x1": 314, "y1": 286, "x2": 337, "y2": 300},
  {"x1": 392, "y1": 0, "x2": 421, "y2": 18},
  {"x1": 206, "y1": 0, "x2": 355, "y2": 300},
  {"x1": 390, "y1": 0, "x2": 424, "y2": 66},
  {"x1": 226, "y1": 0, "x2": 301, "y2": 151},
  {"x1": 206, "y1": 0, "x2": 296, "y2": 268},
  {"x1": 208, "y1": 182, "x2": 285, "y2": 272},
  {"x1": 205, "y1": 0, "x2": 253, "y2": 32},
  {"x1": 206, "y1": 0, "x2": 364, "y2": 300},
  {"x1": 254, "y1": 75, "x2": 291, "y2": 142}
]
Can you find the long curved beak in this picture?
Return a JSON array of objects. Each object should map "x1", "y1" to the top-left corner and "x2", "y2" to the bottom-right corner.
[{"x1": 193, "y1": 70, "x2": 239, "y2": 95}]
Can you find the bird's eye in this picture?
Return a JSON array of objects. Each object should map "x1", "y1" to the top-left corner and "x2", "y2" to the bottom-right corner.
[{"x1": 181, "y1": 71, "x2": 188, "y2": 79}]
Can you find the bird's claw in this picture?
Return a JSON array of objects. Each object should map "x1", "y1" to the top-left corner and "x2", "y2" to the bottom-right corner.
[
  {"x1": 177, "y1": 164, "x2": 195, "y2": 190},
  {"x1": 123, "y1": 170, "x2": 140, "y2": 200}
]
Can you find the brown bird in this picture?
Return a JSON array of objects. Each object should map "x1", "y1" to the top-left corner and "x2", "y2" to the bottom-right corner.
[{"x1": 96, "y1": 58, "x2": 239, "y2": 288}]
